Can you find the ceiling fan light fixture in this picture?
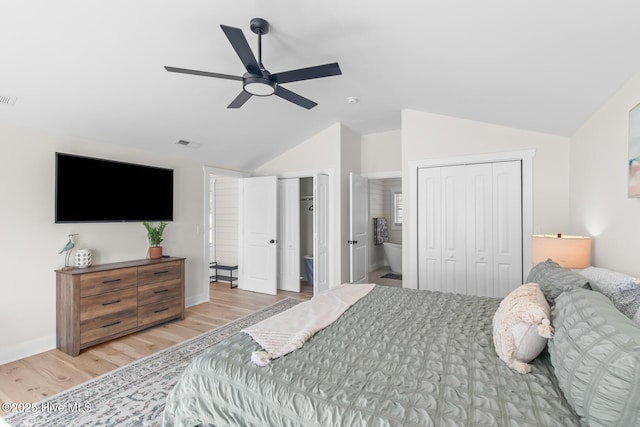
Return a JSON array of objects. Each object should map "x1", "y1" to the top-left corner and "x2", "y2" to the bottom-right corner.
[{"x1": 243, "y1": 75, "x2": 276, "y2": 96}]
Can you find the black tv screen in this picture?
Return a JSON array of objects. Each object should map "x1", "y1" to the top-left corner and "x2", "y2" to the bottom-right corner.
[{"x1": 55, "y1": 153, "x2": 174, "y2": 223}]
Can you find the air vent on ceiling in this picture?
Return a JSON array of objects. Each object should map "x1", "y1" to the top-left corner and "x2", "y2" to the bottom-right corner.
[
  {"x1": 176, "y1": 139, "x2": 202, "y2": 149},
  {"x1": 0, "y1": 95, "x2": 17, "y2": 106}
]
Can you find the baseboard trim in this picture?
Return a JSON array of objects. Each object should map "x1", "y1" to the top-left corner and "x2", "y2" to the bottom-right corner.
[
  {"x1": 0, "y1": 334, "x2": 56, "y2": 365},
  {"x1": 368, "y1": 262, "x2": 383, "y2": 272},
  {"x1": 2, "y1": 295, "x2": 210, "y2": 365},
  {"x1": 185, "y1": 293, "x2": 209, "y2": 308}
]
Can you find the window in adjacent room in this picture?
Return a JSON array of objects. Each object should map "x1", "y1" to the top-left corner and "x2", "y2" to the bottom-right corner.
[{"x1": 391, "y1": 186, "x2": 403, "y2": 229}]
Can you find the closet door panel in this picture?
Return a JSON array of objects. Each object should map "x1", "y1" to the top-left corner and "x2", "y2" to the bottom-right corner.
[
  {"x1": 417, "y1": 167, "x2": 442, "y2": 291},
  {"x1": 466, "y1": 163, "x2": 493, "y2": 296},
  {"x1": 493, "y1": 161, "x2": 522, "y2": 297},
  {"x1": 441, "y1": 166, "x2": 466, "y2": 295}
]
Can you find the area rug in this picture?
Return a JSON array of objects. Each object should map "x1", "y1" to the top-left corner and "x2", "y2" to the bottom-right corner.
[
  {"x1": 380, "y1": 273, "x2": 402, "y2": 280},
  {"x1": 2, "y1": 298, "x2": 301, "y2": 427}
]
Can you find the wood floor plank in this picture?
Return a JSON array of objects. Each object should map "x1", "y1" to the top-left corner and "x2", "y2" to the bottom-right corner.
[{"x1": 0, "y1": 281, "x2": 313, "y2": 416}]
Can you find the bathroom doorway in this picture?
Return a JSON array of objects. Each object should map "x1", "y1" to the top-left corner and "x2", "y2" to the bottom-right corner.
[{"x1": 368, "y1": 175, "x2": 403, "y2": 287}]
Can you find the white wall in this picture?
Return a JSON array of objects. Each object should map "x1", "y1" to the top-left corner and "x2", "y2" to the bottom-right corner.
[
  {"x1": 569, "y1": 71, "x2": 640, "y2": 276},
  {"x1": 0, "y1": 122, "x2": 207, "y2": 364},
  {"x1": 361, "y1": 130, "x2": 401, "y2": 173},
  {"x1": 401, "y1": 110, "x2": 572, "y2": 288},
  {"x1": 214, "y1": 176, "x2": 239, "y2": 266}
]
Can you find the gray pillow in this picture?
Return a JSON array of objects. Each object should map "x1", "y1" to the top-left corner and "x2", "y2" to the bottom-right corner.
[
  {"x1": 579, "y1": 267, "x2": 640, "y2": 324},
  {"x1": 549, "y1": 288, "x2": 640, "y2": 426},
  {"x1": 526, "y1": 259, "x2": 591, "y2": 305}
]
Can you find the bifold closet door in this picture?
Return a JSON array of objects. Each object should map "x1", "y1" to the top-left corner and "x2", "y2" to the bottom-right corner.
[
  {"x1": 490, "y1": 161, "x2": 522, "y2": 296},
  {"x1": 417, "y1": 161, "x2": 522, "y2": 297},
  {"x1": 417, "y1": 165, "x2": 467, "y2": 294}
]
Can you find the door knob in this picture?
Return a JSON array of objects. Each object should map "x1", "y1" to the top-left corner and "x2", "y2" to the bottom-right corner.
[{"x1": 269, "y1": 239, "x2": 277, "y2": 244}]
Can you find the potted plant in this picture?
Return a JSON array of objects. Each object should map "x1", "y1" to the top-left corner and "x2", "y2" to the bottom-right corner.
[{"x1": 143, "y1": 221, "x2": 168, "y2": 259}]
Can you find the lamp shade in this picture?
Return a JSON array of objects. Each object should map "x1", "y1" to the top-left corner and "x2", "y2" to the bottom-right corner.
[{"x1": 531, "y1": 234, "x2": 592, "y2": 269}]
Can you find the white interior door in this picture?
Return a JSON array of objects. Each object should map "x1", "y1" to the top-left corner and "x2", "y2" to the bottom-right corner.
[
  {"x1": 239, "y1": 176, "x2": 278, "y2": 295},
  {"x1": 417, "y1": 167, "x2": 442, "y2": 291},
  {"x1": 349, "y1": 173, "x2": 369, "y2": 284},
  {"x1": 465, "y1": 163, "x2": 493, "y2": 296},
  {"x1": 417, "y1": 161, "x2": 522, "y2": 297},
  {"x1": 492, "y1": 161, "x2": 522, "y2": 296},
  {"x1": 441, "y1": 166, "x2": 467, "y2": 294},
  {"x1": 314, "y1": 173, "x2": 330, "y2": 294},
  {"x1": 278, "y1": 178, "x2": 300, "y2": 292}
]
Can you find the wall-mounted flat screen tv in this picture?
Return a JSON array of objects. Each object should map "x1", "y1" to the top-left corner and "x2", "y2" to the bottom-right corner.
[{"x1": 55, "y1": 152, "x2": 174, "y2": 223}]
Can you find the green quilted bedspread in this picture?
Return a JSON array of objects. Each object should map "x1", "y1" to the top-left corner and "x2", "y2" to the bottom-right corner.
[{"x1": 163, "y1": 286, "x2": 579, "y2": 426}]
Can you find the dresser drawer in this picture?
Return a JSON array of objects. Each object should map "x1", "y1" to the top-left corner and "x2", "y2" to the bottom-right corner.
[
  {"x1": 80, "y1": 287, "x2": 138, "y2": 321},
  {"x1": 137, "y1": 261, "x2": 182, "y2": 286},
  {"x1": 80, "y1": 267, "x2": 137, "y2": 297},
  {"x1": 80, "y1": 310, "x2": 137, "y2": 344},
  {"x1": 138, "y1": 278, "x2": 182, "y2": 306},
  {"x1": 138, "y1": 297, "x2": 182, "y2": 327}
]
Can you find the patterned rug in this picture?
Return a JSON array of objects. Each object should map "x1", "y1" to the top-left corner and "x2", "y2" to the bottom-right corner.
[{"x1": 2, "y1": 298, "x2": 301, "y2": 427}]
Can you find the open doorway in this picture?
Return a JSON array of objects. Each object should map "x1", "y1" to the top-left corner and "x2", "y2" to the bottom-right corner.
[
  {"x1": 299, "y1": 177, "x2": 314, "y2": 296},
  {"x1": 203, "y1": 167, "x2": 247, "y2": 300},
  {"x1": 367, "y1": 174, "x2": 403, "y2": 288},
  {"x1": 238, "y1": 172, "x2": 334, "y2": 296}
]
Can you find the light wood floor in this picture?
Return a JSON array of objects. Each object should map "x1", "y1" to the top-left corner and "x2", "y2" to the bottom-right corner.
[{"x1": 0, "y1": 282, "x2": 313, "y2": 416}]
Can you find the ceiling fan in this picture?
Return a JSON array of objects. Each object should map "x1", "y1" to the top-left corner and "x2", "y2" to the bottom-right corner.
[{"x1": 165, "y1": 18, "x2": 342, "y2": 110}]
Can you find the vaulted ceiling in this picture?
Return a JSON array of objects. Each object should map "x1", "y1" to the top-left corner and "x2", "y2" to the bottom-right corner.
[{"x1": 2, "y1": 1, "x2": 640, "y2": 170}]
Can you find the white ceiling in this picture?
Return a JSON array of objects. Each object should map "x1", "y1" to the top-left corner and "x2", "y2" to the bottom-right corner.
[{"x1": 2, "y1": 1, "x2": 640, "y2": 171}]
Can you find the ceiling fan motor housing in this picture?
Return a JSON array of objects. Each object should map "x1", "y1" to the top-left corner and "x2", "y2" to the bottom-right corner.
[{"x1": 243, "y1": 72, "x2": 276, "y2": 96}]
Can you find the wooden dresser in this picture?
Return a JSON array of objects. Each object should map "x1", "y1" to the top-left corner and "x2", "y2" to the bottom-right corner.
[{"x1": 56, "y1": 257, "x2": 185, "y2": 356}]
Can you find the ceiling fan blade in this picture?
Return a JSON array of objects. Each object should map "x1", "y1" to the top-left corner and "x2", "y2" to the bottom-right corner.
[
  {"x1": 227, "y1": 91, "x2": 253, "y2": 108},
  {"x1": 165, "y1": 66, "x2": 243, "y2": 81},
  {"x1": 274, "y1": 86, "x2": 317, "y2": 109},
  {"x1": 272, "y1": 62, "x2": 342, "y2": 84},
  {"x1": 220, "y1": 25, "x2": 262, "y2": 75}
]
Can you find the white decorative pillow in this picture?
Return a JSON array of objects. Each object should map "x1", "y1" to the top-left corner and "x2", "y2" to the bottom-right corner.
[{"x1": 493, "y1": 283, "x2": 554, "y2": 374}]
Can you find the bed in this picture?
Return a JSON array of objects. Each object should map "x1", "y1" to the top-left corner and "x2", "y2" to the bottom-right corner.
[{"x1": 163, "y1": 285, "x2": 582, "y2": 426}]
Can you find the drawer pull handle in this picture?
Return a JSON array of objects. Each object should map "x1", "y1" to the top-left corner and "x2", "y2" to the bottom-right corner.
[
  {"x1": 102, "y1": 321, "x2": 121, "y2": 328},
  {"x1": 154, "y1": 308, "x2": 169, "y2": 314},
  {"x1": 102, "y1": 278, "x2": 122, "y2": 284},
  {"x1": 102, "y1": 300, "x2": 121, "y2": 306},
  {"x1": 154, "y1": 270, "x2": 169, "y2": 275},
  {"x1": 154, "y1": 289, "x2": 169, "y2": 294}
]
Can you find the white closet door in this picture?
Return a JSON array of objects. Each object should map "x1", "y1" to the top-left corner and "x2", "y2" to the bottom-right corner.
[
  {"x1": 465, "y1": 163, "x2": 493, "y2": 296},
  {"x1": 349, "y1": 173, "x2": 369, "y2": 284},
  {"x1": 493, "y1": 161, "x2": 522, "y2": 297},
  {"x1": 417, "y1": 167, "x2": 442, "y2": 291},
  {"x1": 239, "y1": 176, "x2": 278, "y2": 295},
  {"x1": 277, "y1": 178, "x2": 300, "y2": 292},
  {"x1": 441, "y1": 166, "x2": 467, "y2": 294},
  {"x1": 417, "y1": 161, "x2": 522, "y2": 297}
]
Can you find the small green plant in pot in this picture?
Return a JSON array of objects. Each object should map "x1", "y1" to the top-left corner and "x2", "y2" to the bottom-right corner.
[{"x1": 143, "y1": 221, "x2": 168, "y2": 259}]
